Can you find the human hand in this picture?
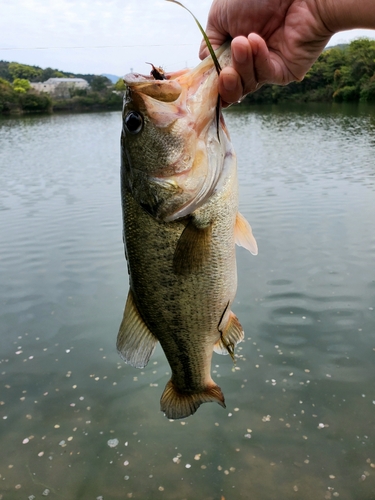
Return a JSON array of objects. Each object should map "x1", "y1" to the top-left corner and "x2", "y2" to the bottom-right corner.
[{"x1": 199, "y1": 0, "x2": 334, "y2": 104}]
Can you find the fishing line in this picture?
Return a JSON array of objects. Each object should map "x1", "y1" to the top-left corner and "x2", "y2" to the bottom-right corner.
[{"x1": 0, "y1": 44, "x2": 195, "y2": 51}]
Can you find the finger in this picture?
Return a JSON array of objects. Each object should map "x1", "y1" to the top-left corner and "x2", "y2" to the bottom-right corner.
[
  {"x1": 230, "y1": 36, "x2": 258, "y2": 95},
  {"x1": 248, "y1": 33, "x2": 286, "y2": 86},
  {"x1": 218, "y1": 36, "x2": 270, "y2": 104},
  {"x1": 214, "y1": 33, "x2": 290, "y2": 104},
  {"x1": 218, "y1": 36, "x2": 259, "y2": 104},
  {"x1": 218, "y1": 67, "x2": 243, "y2": 105}
]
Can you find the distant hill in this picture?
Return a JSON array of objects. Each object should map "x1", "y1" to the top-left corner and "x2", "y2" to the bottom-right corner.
[
  {"x1": 0, "y1": 61, "x2": 124, "y2": 115},
  {"x1": 324, "y1": 43, "x2": 349, "y2": 52},
  {"x1": 101, "y1": 73, "x2": 120, "y2": 84},
  {"x1": 0, "y1": 60, "x2": 118, "y2": 85}
]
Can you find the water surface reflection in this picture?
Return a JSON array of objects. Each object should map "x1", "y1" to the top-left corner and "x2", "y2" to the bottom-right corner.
[{"x1": 0, "y1": 105, "x2": 374, "y2": 499}]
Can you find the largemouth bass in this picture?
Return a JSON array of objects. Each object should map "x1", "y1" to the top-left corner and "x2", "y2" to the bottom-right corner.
[{"x1": 117, "y1": 44, "x2": 258, "y2": 419}]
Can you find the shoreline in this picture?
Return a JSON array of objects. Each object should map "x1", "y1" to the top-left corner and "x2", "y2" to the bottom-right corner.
[{"x1": 1, "y1": 100, "x2": 374, "y2": 120}]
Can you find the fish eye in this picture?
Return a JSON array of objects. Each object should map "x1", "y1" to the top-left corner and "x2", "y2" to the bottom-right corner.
[{"x1": 124, "y1": 111, "x2": 143, "y2": 135}]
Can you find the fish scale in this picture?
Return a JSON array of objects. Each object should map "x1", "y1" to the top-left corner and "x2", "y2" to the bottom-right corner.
[{"x1": 123, "y1": 182, "x2": 236, "y2": 384}]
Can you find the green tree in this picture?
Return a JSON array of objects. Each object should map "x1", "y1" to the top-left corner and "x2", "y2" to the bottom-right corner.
[
  {"x1": 114, "y1": 78, "x2": 126, "y2": 91},
  {"x1": 13, "y1": 78, "x2": 31, "y2": 93},
  {"x1": 0, "y1": 61, "x2": 12, "y2": 82},
  {"x1": 332, "y1": 39, "x2": 375, "y2": 101},
  {"x1": 348, "y1": 39, "x2": 375, "y2": 80},
  {"x1": 0, "y1": 77, "x2": 11, "y2": 87},
  {"x1": 8, "y1": 62, "x2": 42, "y2": 82},
  {"x1": 19, "y1": 92, "x2": 52, "y2": 112},
  {"x1": 41, "y1": 67, "x2": 65, "y2": 81},
  {"x1": 0, "y1": 77, "x2": 17, "y2": 112},
  {"x1": 360, "y1": 76, "x2": 375, "y2": 101},
  {"x1": 91, "y1": 75, "x2": 111, "y2": 92}
]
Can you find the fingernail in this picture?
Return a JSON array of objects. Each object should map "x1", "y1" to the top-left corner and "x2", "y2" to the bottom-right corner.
[{"x1": 223, "y1": 73, "x2": 238, "y2": 91}]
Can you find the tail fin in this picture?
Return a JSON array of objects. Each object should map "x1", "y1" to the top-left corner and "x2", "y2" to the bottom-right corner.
[{"x1": 160, "y1": 380, "x2": 225, "y2": 419}]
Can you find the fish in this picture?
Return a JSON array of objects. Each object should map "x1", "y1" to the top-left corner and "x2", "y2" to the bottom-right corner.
[{"x1": 117, "y1": 43, "x2": 258, "y2": 419}]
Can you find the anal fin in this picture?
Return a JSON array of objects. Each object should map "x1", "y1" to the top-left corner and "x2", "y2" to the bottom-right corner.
[
  {"x1": 235, "y1": 212, "x2": 258, "y2": 255},
  {"x1": 160, "y1": 380, "x2": 225, "y2": 419},
  {"x1": 214, "y1": 311, "x2": 244, "y2": 357},
  {"x1": 173, "y1": 217, "x2": 212, "y2": 275},
  {"x1": 117, "y1": 290, "x2": 158, "y2": 369}
]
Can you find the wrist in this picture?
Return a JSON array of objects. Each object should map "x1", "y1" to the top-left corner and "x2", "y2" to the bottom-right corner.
[{"x1": 315, "y1": 0, "x2": 375, "y2": 34}]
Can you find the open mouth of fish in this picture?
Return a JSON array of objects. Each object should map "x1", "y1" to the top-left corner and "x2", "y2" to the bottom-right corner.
[{"x1": 121, "y1": 44, "x2": 233, "y2": 222}]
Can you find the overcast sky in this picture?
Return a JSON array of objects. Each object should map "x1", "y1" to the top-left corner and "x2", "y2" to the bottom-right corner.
[{"x1": 1, "y1": 0, "x2": 375, "y2": 78}]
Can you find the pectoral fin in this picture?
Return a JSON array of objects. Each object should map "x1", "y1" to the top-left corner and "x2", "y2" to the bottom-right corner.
[
  {"x1": 117, "y1": 290, "x2": 158, "y2": 369},
  {"x1": 235, "y1": 212, "x2": 258, "y2": 255},
  {"x1": 173, "y1": 217, "x2": 212, "y2": 275},
  {"x1": 214, "y1": 310, "x2": 244, "y2": 357}
]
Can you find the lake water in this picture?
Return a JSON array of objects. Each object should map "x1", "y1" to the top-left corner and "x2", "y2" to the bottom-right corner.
[{"x1": 0, "y1": 104, "x2": 375, "y2": 500}]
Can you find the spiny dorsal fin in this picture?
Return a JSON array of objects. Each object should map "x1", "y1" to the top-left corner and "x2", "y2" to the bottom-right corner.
[
  {"x1": 173, "y1": 218, "x2": 212, "y2": 275},
  {"x1": 160, "y1": 379, "x2": 225, "y2": 419},
  {"x1": 235, "y1": 212, "x2": 258, "y2": 255},
  {"x1": 117, "y1": 290, "x2": 158, "y2": 368},
  {"x1": 214, "y1": 311, "x2": 244, "y2": 356}
]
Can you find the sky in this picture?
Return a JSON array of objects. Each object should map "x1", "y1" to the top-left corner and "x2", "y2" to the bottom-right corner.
[{"x1": 1, "y1": 0, "x2": 375, "y2": 79}]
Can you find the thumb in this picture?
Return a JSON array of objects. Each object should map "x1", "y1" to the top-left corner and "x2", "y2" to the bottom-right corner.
[
  {"x1": 199, "y1": 40, "x2": 210, "y2": 60},
  {"x1": 198, "y1": 28, "x2": 229, "y2": 60}
]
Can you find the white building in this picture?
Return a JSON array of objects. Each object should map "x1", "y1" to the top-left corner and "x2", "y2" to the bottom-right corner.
[{"x1": 30, "y1": 78, "x2": 89, "y2": 99}]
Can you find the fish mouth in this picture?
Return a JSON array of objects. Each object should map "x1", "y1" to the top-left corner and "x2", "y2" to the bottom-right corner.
[
  {"x1": 122, "y1": 43, "x2": 232, "y2": 222},
  {"x1": 123, "y1": 73, "x2": 185, "y2": 102},
  {"x1": 123, "y1": 43, "x2": 230, "y2": 105},
  {"x1": 123, "y1": 44, "x2": 232, "y2": 134}
]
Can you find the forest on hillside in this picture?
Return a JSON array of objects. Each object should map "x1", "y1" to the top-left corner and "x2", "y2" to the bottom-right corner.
[
  {"x1": 0, "y1": 60, "x2": 100, "y2": 84},
  {"x1": 0, "y1": 38, "x2": 375, "y2": 115},
  {"x1": 0, "y1": 61, "x2": 124, "y2": 114},
  {"x1": 244, "y1": 38, "x2": 375, "y2": 104}
]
